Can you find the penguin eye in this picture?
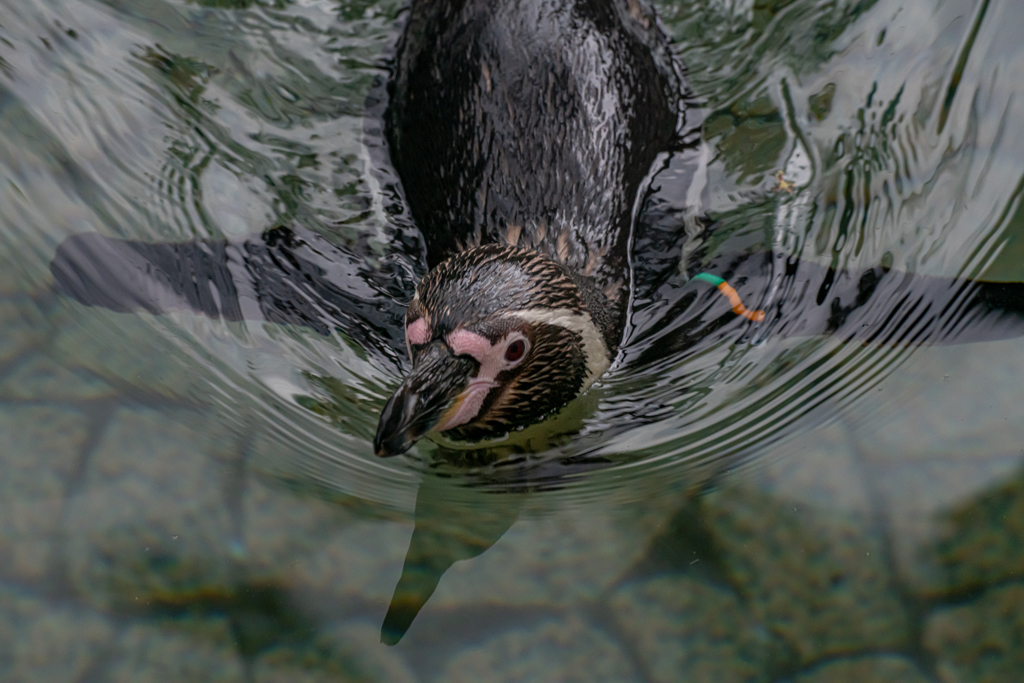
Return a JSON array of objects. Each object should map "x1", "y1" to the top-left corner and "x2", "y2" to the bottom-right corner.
[{"x1": 505, "y1": 339, "x2": 526, "y2": 363}]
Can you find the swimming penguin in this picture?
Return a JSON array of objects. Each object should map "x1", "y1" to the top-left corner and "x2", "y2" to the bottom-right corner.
[
  {"x1": 49, "y1": 0, "x2": 1024, "y2": 462},
  {"x1": 51, "y1": 0, "x2": 686, "y2": 457},
  {"x1": 373, "y1": 0, "x2": 681, "y2": 455}
]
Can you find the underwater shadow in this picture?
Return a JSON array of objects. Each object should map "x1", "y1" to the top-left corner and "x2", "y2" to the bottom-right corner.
[{"x1": 380, "y1": 473, "x2": 527, "y2": 644}]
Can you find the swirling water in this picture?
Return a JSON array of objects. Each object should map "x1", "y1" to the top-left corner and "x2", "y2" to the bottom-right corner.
[{"x1": 2, "y1": 0, "x2": 1024, "y2": 679}]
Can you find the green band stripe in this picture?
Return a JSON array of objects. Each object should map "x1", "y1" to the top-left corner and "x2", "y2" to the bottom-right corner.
[{"x1": 692, "y1": 272, "x2": 725, "y2": 287}]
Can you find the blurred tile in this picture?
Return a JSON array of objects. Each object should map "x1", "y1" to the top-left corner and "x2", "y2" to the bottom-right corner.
[
  {"x1": 106, "y1": 618, "x2": 245, "y2": 683},
  {"x1": 790, "y1": 655, "x2": 930, "y2": 683},
  {"x1": 851, "y1": 339, "x2": 1024, "y2": 461},
  {"x1": 284, "y1": 519, "x2": 410, "y2": 608},
  {"x1": 929, "y1": 468, "x2": 1024, "y2": 592},
  {"x1": 49, "y1": 305, "x2": 205, "y2": 400},
  {"x1": 0, "y1": 352, "x2": 114, "y2": 401},
  {"x1": 435, "y1": 616, "x2": 641, "y2": 683},
  {"x1": 0, "y1": 297, "x2": 48, "y2": 367},
  {"x1": 250, "y1": 621, "x2": 418, "y2": 683},
  {"x1": 62, "y1": 407, "x2": 238, "y2": 609},
  {"x1": 241, "y1": 473, "x2": 363, "y2": 581},
  {"x1": 0, "y1": 585, "x2": 114, "y2": 683},
  {"x1": 0, "y1": 405, "x2": 89, "y2": 582},
  {"x1": 702, "y1": 485, "x2": 909, "y2": 664},
  {"x1": 611, "y1": 575, "x2": 777, "y2": 683},
  {"x1": 924, "y1": 582, "x2": 1024, "y2": 683},
  {"x1": 747, "y1": 421, "x2": 872, "y2": 517},
  {"x1": 868, "y1": 457, "x2": 1023, "y2": 596}
]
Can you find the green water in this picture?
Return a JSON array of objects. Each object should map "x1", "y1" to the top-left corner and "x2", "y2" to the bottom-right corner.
[{"x1": 2, "y1": 0, "x2": 1024, "y2": 680}]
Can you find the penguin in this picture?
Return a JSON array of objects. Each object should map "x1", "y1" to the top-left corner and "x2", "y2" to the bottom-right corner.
[{"x1": 373, "y1": 0, "x2": 682, "y2": 455}]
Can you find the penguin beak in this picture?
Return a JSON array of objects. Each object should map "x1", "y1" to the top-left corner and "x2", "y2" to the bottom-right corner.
[{"x1": 374, "y1": 341, "x2": 478, "y2": 457}]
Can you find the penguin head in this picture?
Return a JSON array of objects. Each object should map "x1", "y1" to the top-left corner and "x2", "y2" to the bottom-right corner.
[{"x1": 374, "y1": 244, "x2": 612, "y2": 456}]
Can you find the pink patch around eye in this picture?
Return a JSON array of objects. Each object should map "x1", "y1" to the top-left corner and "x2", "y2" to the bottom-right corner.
[
  {"x1": 437, "y1": 329, "x2": 524, "y2": 430},
  {"x1": 407, "y1": 317, "x2": 430, "y2": 346},
  {"x1": 446, "y1": 329, "x2": 494, "y2": 362}
]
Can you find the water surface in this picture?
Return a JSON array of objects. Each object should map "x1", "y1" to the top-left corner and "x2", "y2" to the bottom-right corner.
[{"x1": 1, "y1": 0, "x2": 1024, "y2": 679}]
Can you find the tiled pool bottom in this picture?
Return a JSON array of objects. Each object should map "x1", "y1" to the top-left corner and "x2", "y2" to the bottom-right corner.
[{"x1": 2, "y1": 286, "x2": 1023, "y2": 682}]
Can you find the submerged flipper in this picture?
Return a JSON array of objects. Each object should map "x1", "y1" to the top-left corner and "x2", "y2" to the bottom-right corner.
[
  {"x1": 632, "y1": 250, "x2": 1024, "y2": 365},
  {"x1": 51, "y1": 230, "x2": 245, "y2": 320},
  {"x1": 381, "y1": 476, "x2": 524, "y2": 645},
  {"x1": 50, "y1": 226, "x2": 413, "y2": 355}
]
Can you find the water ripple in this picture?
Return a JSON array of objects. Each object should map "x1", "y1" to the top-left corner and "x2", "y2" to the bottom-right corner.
[{"x1": 2, "y1": 0, "x2": 1024, "y2": 510}]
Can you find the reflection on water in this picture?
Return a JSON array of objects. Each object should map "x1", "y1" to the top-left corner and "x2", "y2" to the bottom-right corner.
[{"x1": 2, "y1": 0, "x2": 1024, "y2": 678}]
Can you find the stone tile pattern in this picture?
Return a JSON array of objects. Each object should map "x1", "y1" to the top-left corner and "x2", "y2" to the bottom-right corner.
[
  {"x1": 4, "y1": 402, "x2": 1022, "y2": 682},
  {"x1": 610, "y1": 575, "x2": 777, "y2": 683},
  {"x1": 924, "y1": 582, "x2": 1024, "y2": 683},
  {"x1": 702, "y1": 486, "x2": 910, "y2": 664},
  {"x1": 436, "y1": 617, "x2": 643, "y2": 683},
  {"x1": 790, "y1": 655, "x2": 931, "y2": 683},
  {"x1": 1, "y1": 311, "x2": 1023, "y2": 681}
]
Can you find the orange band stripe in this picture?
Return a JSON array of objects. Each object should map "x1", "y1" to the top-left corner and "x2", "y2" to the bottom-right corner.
[
  {"x1": 716, "y1": 282, "x2": 766, "y2": 322},
  {"x1": 692, "y1": 272, "x2": 766, "y2": 322}
]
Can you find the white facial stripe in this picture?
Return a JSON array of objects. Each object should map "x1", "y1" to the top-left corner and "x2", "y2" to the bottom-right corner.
[
  {"x1": 507, "y1": 308, "x2": 610, "y2": 389},
  {"x1": 439, "y1": 329, "x2": 530, "y2": 431},
  {"x1": 437, "y1": 378, "x2": 496, "y2": 432}
]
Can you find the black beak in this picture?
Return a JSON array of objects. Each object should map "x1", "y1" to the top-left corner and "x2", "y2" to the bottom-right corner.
[{"x1": 374, "y1": 341, "x2": 477, "y2": 457}]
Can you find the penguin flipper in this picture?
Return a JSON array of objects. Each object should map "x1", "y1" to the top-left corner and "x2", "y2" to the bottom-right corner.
[
  {"x1": 51, "y1": 230, "x2": 244, "y2": 320},
  {"x1": 50, "y1": 226, "x2": 410, "y2": 354}
]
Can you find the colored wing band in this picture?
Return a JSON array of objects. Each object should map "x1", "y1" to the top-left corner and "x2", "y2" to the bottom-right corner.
[{"x1": 692, "y1": 272, "x2": 766, "y2": 322}]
